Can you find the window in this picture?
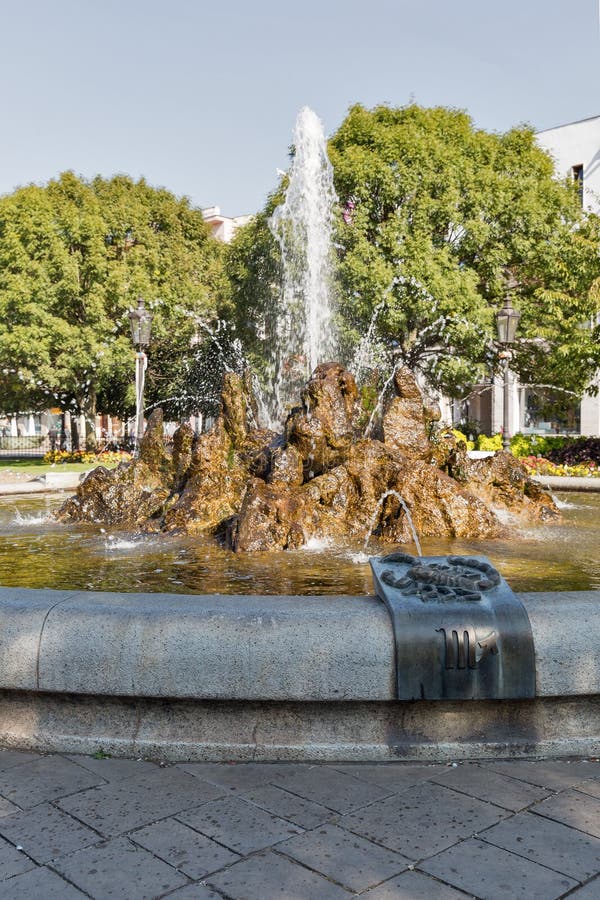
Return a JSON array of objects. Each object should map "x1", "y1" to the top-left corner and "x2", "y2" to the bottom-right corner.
[{"x1": 572, "y1": 164, "x2": 584, "y2": 205}]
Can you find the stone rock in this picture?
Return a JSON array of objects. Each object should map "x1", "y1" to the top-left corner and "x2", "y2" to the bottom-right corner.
[
  {"x1": 163, "y1": 418, "x2": 247, "y2": 534},
  {"x1": 138, "y1": 409, "x2": 172, "y2": 481},
  {"x1": 268, "y1": 445, "x2": 304, "y2": 485},
  {"x1": 429, "y1": 429, "x2": 471, "y2": 481},
  {"x1": 56, "y1": 462, "x2": 170, "y2": 528},
  {"x1": 393, "y1": 365, "x2": 423, "y2": 400},
  {"x1": 231, "y1": 479, "x2": 309, "y2": 552},
  {"x1": 286, "y1": 363, "x2": 361, "y2": 475},
  {"x1": 467, "y1": 451, "x2": 560, "y2": 522},
  {"x1": 382, "y1": 365, "x2": 431, "y2": 458},
  {"x1": 55, "y1": 361, "x2": 559, "y2": 550},
  {"x1": 221, "y1": 371, "x2": 258, "y2": 447},
  {"x1": 171, "y1": 423, "x2": 194, "y2": 491}
]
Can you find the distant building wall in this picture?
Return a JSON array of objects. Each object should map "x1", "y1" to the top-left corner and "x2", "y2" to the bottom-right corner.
[
  {"x1": 202, "y1": 206, "x2": 253, "y2": 244},
  {"x1": 534, "y1": 117, "x2": 600, "y2": 437},
  {"x1": 536, "y1": 116, "x2": 600, "y2": 213}
]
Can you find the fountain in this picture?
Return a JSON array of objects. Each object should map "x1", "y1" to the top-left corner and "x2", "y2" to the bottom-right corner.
[
  {"x1": 56, "y1": 360, "x2": 558, "y2": 551},
  {"x1": 267, "y1": 106, "x2": 337, "y2": 421},
  {"x1": 0, "y1": 108, "x2": 598, "y2": 768},
  {"x1": 56, "y1": 105, "x2": 559, "y2": 551}
]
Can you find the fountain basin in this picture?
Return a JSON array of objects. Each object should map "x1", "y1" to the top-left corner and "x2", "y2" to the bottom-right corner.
[{"x1": 1, "y1": 585, "x2": 599, "y2": 761}]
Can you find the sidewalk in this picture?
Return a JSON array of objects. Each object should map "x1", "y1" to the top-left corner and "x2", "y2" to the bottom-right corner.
[
  {"x1": 0, "y1": 471, "x2": 88, "y2": 495},
  {"x1": 0, "y1": 751, "x2": 597, "y2": 898}
]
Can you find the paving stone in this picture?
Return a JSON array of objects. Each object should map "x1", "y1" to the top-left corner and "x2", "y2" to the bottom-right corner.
[
  {"x1": 0, "y1": 833, "x2": 36, "y2": 881},
  {"x1": 279, "y1": 822, "x2": 409, "y2": 892},
  {"x1": 532, "y1": 788, "x2": 600, "y2": 838},
  {"x1": 481, "y1": 809, "x2": 600, "y2": 882},
  {"x1": 343, "y1": 780, "x2": 506, "y2": 858},
  {"x1": 239, "y1": 783, "x2": 333, "y2": 829},
  {"x1": 0, "y1": 751, "x2": 42, "y2": 773},
  {"x1": 420, "y1": 837, "x2": 577, "y2": 898},
  {"x1": 53, "y1": 835, "x2": 188, "y2": 899},
  {"x1": 359, "y1": 869, "x2": 470, "y2": 899},
  {"x1": 1, "y1": 865, "x2": 88, "y2": 898},
  {"x1": 0, "y1": 756, "x2": 102, "y2": 808},
  {"x1": 564, "y1": 874, "x2": 600, "y2": 897},
  {"x1": 57, "y1": 767, "x2": 224, "y2": 838},
  {"x1": 0, "y1": 801, "x2": 99, "y2": 864},
  {"x1": 573, "y1": 779, "x2": 600, "y2": 800},
  {"x1": 166, "y1": 885, "x2": 227, "y2": 899},
  {"x1": 66, "y1": 754, "x2": 160, "y2": 782},
  {"x1": 177, "y1": 761, "x2": 308, "y2": 792},
  {"x1": 207, "y1": 848, "x2": 352, "y2": 898},
  {"x1": 131, "y1": 816, "x2": 240, "y2": 879},
  {"x1": 176, "y1": 795, "x2": 303, "y2": 855},
  {"x1": 0, "y1": 797, "x2": 20, "y2": 818},
  {"x1": 269, "y1": 766, "x2": 391, "y2": 813},
  {"x1": 480, "y1": 759, "x2": 600, "y2": 790},
  {"x1": 431, "y1": 763, "x2": 550, "y2": 811},
  {"x1": 331, "y1": 763, "x2": 443, "y2": 792}
]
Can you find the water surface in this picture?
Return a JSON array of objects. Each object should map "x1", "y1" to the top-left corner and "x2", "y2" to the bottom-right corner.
[{"x1": 0, "y1": 492, "x2": 598, "y2": 595}]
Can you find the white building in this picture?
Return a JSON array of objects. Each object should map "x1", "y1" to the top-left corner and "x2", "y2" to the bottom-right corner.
[
  {"x1": 537, "y1": 115, "x2": 600, "y2": 213},
  {"x1": 202, "y1": 206, "x2": 252, "y2": 244},
  {"x1": 535, "y1": 116, "x2": 600, "y2": 436},
  {"x1": 462, "y1": 116, "x2": 600, "y2": 438}
]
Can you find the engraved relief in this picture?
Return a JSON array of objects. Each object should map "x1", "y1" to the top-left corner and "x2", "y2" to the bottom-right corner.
[
  {"x1": 380, "y1": 553, "x2": 500, "y2": 604},
  {"x1": 437, "y1": 626, "x2": 499, "y2": 669}
]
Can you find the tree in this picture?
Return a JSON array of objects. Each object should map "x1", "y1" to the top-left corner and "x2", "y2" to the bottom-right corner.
[
  {"x1": 330, "y1": 104, "x2": 600, "y2": 399},
  {"x1": 229, "y1": 104, "x2": 600, "y2": 403},
  {"x1": 0, "y1": 172, "x2": 225, "y2": 442}
]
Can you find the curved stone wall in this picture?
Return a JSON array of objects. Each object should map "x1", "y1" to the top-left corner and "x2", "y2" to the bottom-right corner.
[{"x1": 0, "y1": 587, "x2": 598, "y2": 760}]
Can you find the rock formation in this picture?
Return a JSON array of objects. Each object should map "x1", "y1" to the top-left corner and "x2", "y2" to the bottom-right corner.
[{"x1": 57, "y1": 364, "x2": 559, "y2": 551}]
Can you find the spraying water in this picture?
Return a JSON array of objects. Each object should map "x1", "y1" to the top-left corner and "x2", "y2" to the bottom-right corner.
[
  {"x1": 269, "y1": 106, "x2": 337, "y2": 419},
  {"x1": 364, "y1": 490, "x2": 423, "y2": 556}
]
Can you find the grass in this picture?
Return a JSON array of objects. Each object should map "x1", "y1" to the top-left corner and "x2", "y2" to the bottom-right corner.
[{"x1": 0, "y1": 458, "x2": 119, "y2": 476}]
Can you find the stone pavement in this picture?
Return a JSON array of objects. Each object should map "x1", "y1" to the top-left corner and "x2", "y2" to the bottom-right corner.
[{"x1": 0, "y1": 752, "x2": 599, "y2": 898}]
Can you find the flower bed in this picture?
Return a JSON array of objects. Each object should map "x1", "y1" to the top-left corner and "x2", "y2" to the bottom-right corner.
[
  {"x1": 43, "y1": 449, "x2": 131, "y2": 466},
  {"x1": 521, "y1": 455, "x2": 600, "y2": 478}
]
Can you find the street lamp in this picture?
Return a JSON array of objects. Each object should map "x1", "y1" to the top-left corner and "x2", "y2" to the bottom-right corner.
[
  {"x1": 128, "y1": 297, "x2": 153, "y2": 450},
  {"x1": 496, "y1": 296, "x2": 521, "y2": 451}
]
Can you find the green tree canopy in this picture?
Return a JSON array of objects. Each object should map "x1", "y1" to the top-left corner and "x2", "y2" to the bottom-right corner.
[
  {"x1": 0, "y1": 172, "x2": 225, "y2": 437},
  {"x1": 229, "y1": 104, "x2": 600, "y2": 402}
]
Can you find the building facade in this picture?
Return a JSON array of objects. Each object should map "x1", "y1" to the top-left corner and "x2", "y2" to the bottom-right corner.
[
  {"x1": 461, "y1": 116, "x2": 600, "y2": 438},
  {"x1": 202, "y1": 206, "x2": 252, "y2": 244}
]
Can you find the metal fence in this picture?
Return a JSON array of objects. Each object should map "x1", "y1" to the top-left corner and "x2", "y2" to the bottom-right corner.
[{"x1": 0, "y1": 435, "x2": 90, "y2": 458}]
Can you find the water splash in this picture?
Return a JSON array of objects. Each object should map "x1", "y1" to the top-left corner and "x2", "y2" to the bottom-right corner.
[
  {"x1": 12, "y1": 509, "x2": 50, "y2": 527},
  {"x1": 364, "y1": 490, "x2": 422, "y2": 556},
  {"x1": 550, "y1": 493, "x2": 577, "y2": 510},
  {"x1": 103, "y1": 535, "x2": 149, "y2": 551},
  {"x1": 363, "y1": 362, "x2": 402, "y2": 438},
  {"x1": 351, "y1": 299, "x2": 387, "y2": 382},
  {"x1": 302, "y1": 536, "x2": 334, "y2": 552},
  {"x1": 269, "y1": 106, "x2": 337, "y2": 419}
]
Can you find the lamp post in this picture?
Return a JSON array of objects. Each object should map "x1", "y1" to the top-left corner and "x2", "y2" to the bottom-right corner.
[
  {"x1": 496, "y1": 296, "x2": 521, "y2": 451},
  {"x1": 128, "y1": 297, "x2": 153, "y2": 451}
]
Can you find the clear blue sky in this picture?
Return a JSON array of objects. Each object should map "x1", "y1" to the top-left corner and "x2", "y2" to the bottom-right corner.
[{"x1": 1, "y1": 0, "x2": 599, "y2": 216}]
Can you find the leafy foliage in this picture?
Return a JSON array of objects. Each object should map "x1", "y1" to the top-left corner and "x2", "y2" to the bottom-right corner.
[
  {"x1": 229, "y1": 104, "x2": 600, "y2": 401},
  {"x1": 329, "y1": 104, "x2": 600, "y2": 397},
  {"x1": 0, "y1": 172, "x2": 225, "y2": 435}
]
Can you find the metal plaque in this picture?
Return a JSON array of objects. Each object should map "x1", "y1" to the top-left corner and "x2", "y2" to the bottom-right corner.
[{"x1": 370, "y1": 552, "x2": 536, "y2": 701}]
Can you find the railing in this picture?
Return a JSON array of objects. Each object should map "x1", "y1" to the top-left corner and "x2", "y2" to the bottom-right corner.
[{"x1": 0, "y1": 435, "x2": 89, "y2": 458}]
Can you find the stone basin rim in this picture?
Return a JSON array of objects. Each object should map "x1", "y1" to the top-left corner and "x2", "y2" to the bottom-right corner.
[{"x1": 0, "y1": 585, "x2": 598, "y2": 762}]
